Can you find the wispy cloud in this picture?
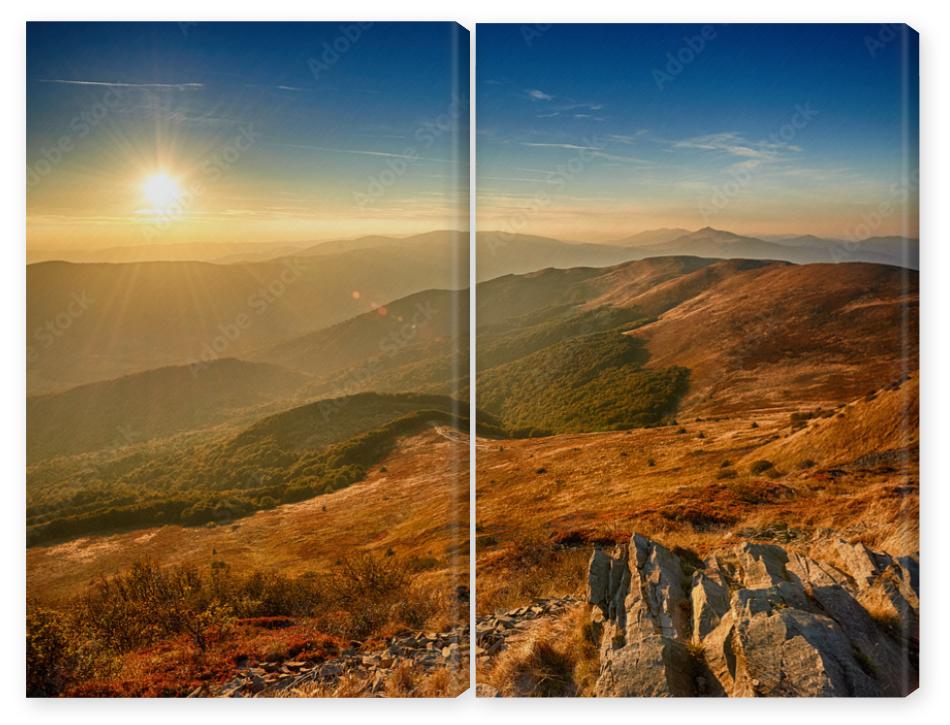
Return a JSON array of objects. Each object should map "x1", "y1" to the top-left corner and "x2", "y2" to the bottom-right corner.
[
  {"x1": 675, "y1": 132, "x2": 799, "y2": 158},
  {"x1": 673, "y1": 132, "x2": 801, "y2": 171},
  {"x1": 609, "y1": 131, "x2": 649, "y2": 145},
  {"x1": 37, "y1": 79, "x2": 204, "y2": 90},
  {"x1": 520, "y1": 142, "x2": 603, "y2": 151},
  {"x1": 526, "y1": 88, "x2": 553, "y2": 101},
  {"x1": 558, "y1": 101, "x2": 604, "y2": 112},
  {"x1": 591, "y1": 150, "x2": 651, "y2": 165},
  {"x1": 244, "y1": 83, "x2": 308, "y2": 93},
  {"x1": 279, "y1": 144, "x2": 448, "y2": 163}
]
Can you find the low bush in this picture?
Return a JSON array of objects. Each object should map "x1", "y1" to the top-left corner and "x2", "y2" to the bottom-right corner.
[{"x1": 749, "y1": 459, "x2": 775, "y2": 475}]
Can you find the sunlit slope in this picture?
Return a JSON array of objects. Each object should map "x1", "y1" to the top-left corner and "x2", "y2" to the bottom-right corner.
[
  {"x1": 253, "y1": 288, "x2": 467, "y2": 397},
  {"x1": 27, "y1": 238, "x2": 465, "y2": 393},
  {"x1": 631, "y1": 261, "x2": 917, "y2": 412},
  {"x1": 749, "y1": 373, "x2": 918, "y2": 469},
  {"x1": 28, "y1": 427, "x2": 469, "y2": 604},
  {"x1": 476, "y1": 257, "x2": 917, "y2": 419},
  {"x1": 27, "y1": 392, "x2": 469, "y2": 547}
]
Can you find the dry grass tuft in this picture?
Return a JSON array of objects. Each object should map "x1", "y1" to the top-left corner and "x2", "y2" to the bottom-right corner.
[
  {"x1": 491, "y1": 638, "x2": 577, "y2": 697},
  {"x1": 384, "y1": 661, "x2": 418, "y2": 697},
  {"x1": 486, "y1": 605, "x2": 599, "y2": 697}
]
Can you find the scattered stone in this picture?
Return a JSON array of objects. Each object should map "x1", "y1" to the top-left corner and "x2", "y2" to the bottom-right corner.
[{"x1": 212, "y1": 623, "x2": 470, "y2": 697}]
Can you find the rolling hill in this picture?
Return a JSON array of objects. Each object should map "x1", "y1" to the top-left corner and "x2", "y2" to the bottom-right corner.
[
  {"x1": 252, "y1": 288, "x2": 468, "y2": 397},
  {"x1": 633, "y1": 227, "x2": 918, "y2": 267},
  {"x1": 475, "y1": 227, "x2": 918, "y2": 283},
  {"x1": 615, "y1": 228, "x2": 690, "y2": 246},
  {"x1": 26, "y1": 358, "x2": 310, "y2": 463},
  {"x1": 27, "y1": 391, "x2": 471, "y2": 546},
  {"x1": 748, "y1": 373, "x2": 918, "y2": 469},
  {"x1": 629, "y1": 261, "x2": 917, "y2": 412},
  {"x1": 26, "y1": 241, "x2": 310, "y2": 265},
  {"x1": 475, "y1": 256, "x2": 918, "y2": 423},
  {"x1": 27, "y1": 236, "x2": 466, "y2": 394},
  {"x1": 632, "y1": 227, "x2": 798, "y2": 261},
  {"x1": 476, "y1": 232, "x2": 639, "y2": 281}
]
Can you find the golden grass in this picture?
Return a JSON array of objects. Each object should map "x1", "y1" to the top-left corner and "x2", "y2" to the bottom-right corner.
[
  {"x1": 283, "y1": 663, "x2": 467, "y2": 698},
  {"x1": 28, "y1": 430, "x2": 469, "y2": 604},
  {"x1": 483, "y1": 604, "x2": 598, "y2": 697},
  {"x1": 476, "y1": 405, "x2": 918, "y2": 615},
  {"x1": 28, "y1": 430, "x2": 470, "y2": 697}
]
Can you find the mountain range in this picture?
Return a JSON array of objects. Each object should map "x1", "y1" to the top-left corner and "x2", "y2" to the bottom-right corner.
[{"x1": 476, "y1": 226, "x2": 917, "y2": 281}]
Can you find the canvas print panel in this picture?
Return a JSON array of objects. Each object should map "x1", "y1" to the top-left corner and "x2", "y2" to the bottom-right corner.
[
  {"x1": 26, "y1": 21, "x2": 470, "y2": 697},
  {"x1": 474, "y1": 23, "x2": 918, "y2": 697}
]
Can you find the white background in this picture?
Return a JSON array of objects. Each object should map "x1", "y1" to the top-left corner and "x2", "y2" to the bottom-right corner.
[{"x1": 2, "y1": 1, "x2": 947, "y2": 721}]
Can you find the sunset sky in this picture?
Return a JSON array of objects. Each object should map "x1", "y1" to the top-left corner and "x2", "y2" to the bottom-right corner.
[
  {"x1": 27, "y1": 22, "x2": 469, "y2": 251},
  {"x1": 477, "y1": 24, "x2": 919, "y2": 241},
  {"x1": 27, "y1": 23, "x2": 919, "y2": 252}
]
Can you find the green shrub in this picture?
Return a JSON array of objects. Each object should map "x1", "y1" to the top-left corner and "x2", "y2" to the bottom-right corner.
[
  {"x1": 477, "y1": 331, "x2": 689, "y2": 435},
  {"x1": 750, "y1": 460, "x2": 775, "y2": 475},
  {"x1": 27, "y1": 606, "x2": 114, "y2": 697},
  {"x1": 27, "y1": 401, "x2": 471, "y2": 547}
]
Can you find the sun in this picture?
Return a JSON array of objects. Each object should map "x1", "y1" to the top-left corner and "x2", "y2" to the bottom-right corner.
[{"x1": 141, "y1": 172, "x2": 182, "y2": 211}]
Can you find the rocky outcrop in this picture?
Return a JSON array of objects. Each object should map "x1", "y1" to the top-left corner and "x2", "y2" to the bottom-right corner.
[{"x1": 586, "y1": 533, "x2": 918, "y2": 697}]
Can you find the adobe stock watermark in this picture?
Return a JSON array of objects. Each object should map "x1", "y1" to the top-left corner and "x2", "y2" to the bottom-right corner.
[
  {"x1": 27, "y1": 87, "x2": 126, "y2": 189},
  {"x1": 186, "y1": 257, "x2": 304, "y2": 375},
  {"x1": 316, "y1": 297, "x2": 442, "y2": 425},
  {"x1": 829, "y1": 168, "x2": 919, "y2": 263},
  {"x1": 653, "y1": 25, "x2": 722, "y2": 91},
  {"x1": 308, "y1": 22, "x2": 373, "y2": 81},
  {"x1": 865, "y1": 23, "x2": 907, "y2": 58},
  {"x1": 700, "y1": 102, "x2": 819, "y2": 223},
  {"x1": 354, "y1": 92, "x2": 466, "y2": 207},
  {"x1": 522, "y1": 24, "x2": 551, "y2": 47},
  {"x1": 141, "y1": 123, "x2": 261, "y2": 241},
  {"x1": 487, "y1": 138, "x2": 602, "y2": 256},
  {"x1": 27, "y1": 291, "x2": 94, "y2": 364}
]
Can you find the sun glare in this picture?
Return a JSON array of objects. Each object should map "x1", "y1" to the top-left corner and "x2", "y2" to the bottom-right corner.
[{"x1": 141, "y1": 172, "x2": 182, "y2": 212}]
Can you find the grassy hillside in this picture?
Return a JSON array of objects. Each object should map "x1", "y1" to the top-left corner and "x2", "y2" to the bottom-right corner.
[
  {"x1": 27, "y1": 426, "x2": 471, "y2": 697},
  {"x1": 477, "y1": 305, "x2": 651, "y2": 371},
  {"x1": 749, "y1": 373, "x2": 918, "y2": 469},
  {"x1": 27, "y1": 358, "x2": 309, "y2": 463},
  {"x1": 633, "y1": 261, "x2": 918, "y2": 412},
  {"x1": 27, "y1": 392, "x2": 471, "y2": 546},
  {"x1": 477, "y1": 331, "x2": 688, "y2": 435},
  {"x1": 227, "y1": 391, "x2": 463, "y2": 452},
  {"x1": 255, "y1": 288, "x2": 467, "y2": 383},
  {"x1": 476, "y1": 257, "x2": 917, "y2": 416}
]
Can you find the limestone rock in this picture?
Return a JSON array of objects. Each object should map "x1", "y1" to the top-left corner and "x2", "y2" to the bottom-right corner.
[
  {"x1": 591, "y1": 533, "x2": 695, "y2": 697},
  {"x1": 584, "y1": 532, "x2": 919, "y2": 697}
]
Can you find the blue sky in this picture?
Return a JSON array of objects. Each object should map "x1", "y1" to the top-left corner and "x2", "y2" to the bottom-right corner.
[
  {"x1": 477, "y1": 24, "x2": 919, "y2": 240},
  {"x1": 27, "y1": 22, "x2": 469, "y2": 248}
]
